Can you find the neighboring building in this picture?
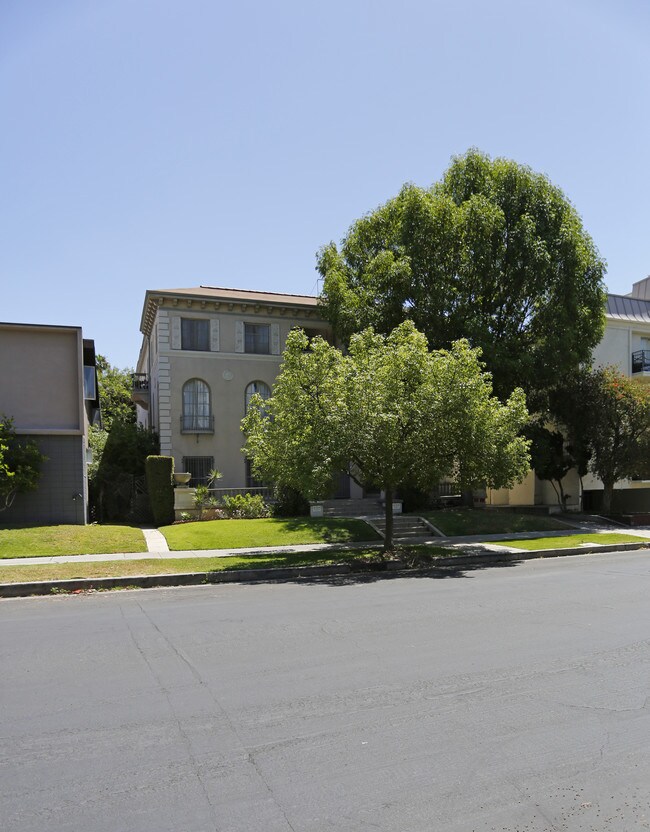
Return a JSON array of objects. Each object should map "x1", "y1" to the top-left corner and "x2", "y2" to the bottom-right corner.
[
  {"x1": 133, "y1": 286, "x2": 365, "y2": 498},
  {"x1": 489, "y1": 276, "x2": 650, "y2": 512},
  {"x1": 0, "y1": 322, "x2": 99, "y2": 525},
  {"x1": 581, "y1": 276, "x2": 650, "y2": 512}
]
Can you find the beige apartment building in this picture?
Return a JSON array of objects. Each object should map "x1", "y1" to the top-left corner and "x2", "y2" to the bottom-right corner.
[
  {"x1": 0, "y1": 322, "x2": 99, "y2": 524},
  {"x1": 133, "y1": 286, "x2": 364, "y2": 498},
  {"x1": 135, "y1": 279, "x2": 650, "y2": 513}
]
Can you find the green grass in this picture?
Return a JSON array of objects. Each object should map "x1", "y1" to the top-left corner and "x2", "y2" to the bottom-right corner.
[
  {"x1": 418, "y1": 509, "x2": 573, "y2": 536},
  {"x1": 160, "y1": 516, "x2": 381, "y2": 551},
  {"x1": 0, "y1": 525, "x2": 147, "y2": 559},
  {"x1": 0, "y1": 545, "x2": 461, "y2": 585},
  {"x1": 497, "y1": 532, "x2": 650, "y2": 551}
]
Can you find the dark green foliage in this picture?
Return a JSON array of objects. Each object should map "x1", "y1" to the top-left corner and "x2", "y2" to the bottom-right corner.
[
  {"x1": 271, "y1": 485, "x2": 310, "y2": 517},
  {"x1": 89, "y1": 423, "x2": 159, "y2": 521},
  {"x1": 145, "y1": 456, "x2": 175, "y2": 527},
  {"x1": 319, "y1": 149, "x2": 606, "y2": 407},
  {"x1": 396, "y1": 484, "x2": 434, "y2": 513},
  {"x1": 0, "y1": 416, "x2": 46, "y2": 512},
  {"x1": 526, "y1": 423, "x2": 572, "y2": 506}
]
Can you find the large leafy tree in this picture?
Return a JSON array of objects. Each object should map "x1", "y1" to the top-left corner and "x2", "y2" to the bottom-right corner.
[
  {"x1": 318, "y1": 149, "x2": 606, "y2": 406},
  {"x1": 557, "y1": 369, "x2": 650, "y2": 515},
  {"x1": 96, "y1": 354, "x2": 136, "y2": 429},
  {"x1": 0, "y1": 416, "x2": 46, "y2": 512},
  {"x1": 242, "y1": 323, "x2": 530, "y2": 551}
]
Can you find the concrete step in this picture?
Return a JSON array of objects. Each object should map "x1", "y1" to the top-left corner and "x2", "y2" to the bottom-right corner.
[{"x1": 371, "y1": 515, "x2": 434, "y2": 539}]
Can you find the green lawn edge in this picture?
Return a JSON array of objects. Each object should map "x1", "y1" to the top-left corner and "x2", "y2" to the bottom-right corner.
[
  {"x1": 0, "y1": 545, "x2": 460, "y2": 584},
  {"x1": 417, "y1": 509, "x2": 574, "y2": 536},
  {"x1": 160, "y1": 516, "x2": 381, "y2": 551},
  {"x1": 496, "y1": 532, "x2": 650, "y2": 550},
  {"x1": 0, "y1": 525, "x2": 147, "y2": 558}
]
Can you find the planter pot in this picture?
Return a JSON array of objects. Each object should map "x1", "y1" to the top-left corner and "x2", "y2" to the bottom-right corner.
[{"x1": 174, "y1": 472, "x2": 192, "y2": 486}]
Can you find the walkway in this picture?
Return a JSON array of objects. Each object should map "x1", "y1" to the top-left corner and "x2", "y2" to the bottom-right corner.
[{"x1": 1, "y1": 523, "x2": 648, "y2": 568}]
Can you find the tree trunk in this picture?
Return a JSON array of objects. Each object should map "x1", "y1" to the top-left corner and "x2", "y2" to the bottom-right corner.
[
  {"x1": 601, "y1": 481, "x2": 615, "y2": 516},
  {"x1": 383, "y1": 486, "x2": 393, "y2": 554},
  {"x1": 461, "y1": 488, "x2": 473, "y2": 508}
]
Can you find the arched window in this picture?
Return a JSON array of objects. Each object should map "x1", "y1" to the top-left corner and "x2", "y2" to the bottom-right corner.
[
  {"x1": 245, "y1": 380, "x2": 271, "y2": 414},
  {"x1": 181, "y1": 379, "x2": 213, "y2": 433}
]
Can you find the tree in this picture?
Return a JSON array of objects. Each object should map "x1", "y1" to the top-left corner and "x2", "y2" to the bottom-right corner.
[
  {"x1": 242, "y1": 323, "x2": 531, "y2": 551},
  {"x1": 567, "y1": 369, "x2": 650, "y2": 515},
  {"x1": 318, "y1": 149, "x2": 606, "y2": 407},
  {"x1": 526, "y1": 423, "x2": 573, "y2": 507},
  {"x1": 96, "y1": 355, "x2": 136, "y2": 429},
  {"x1": 0, "y1": 416, "x2": 46, "y2": 512},
  {"x1": 89, "y1": 422, "x2": 159, "y2": 521}
]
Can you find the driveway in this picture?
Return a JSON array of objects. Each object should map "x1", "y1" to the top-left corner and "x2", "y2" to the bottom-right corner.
[{"x1": 2, "y1": 551, "x2": 650, "y2": 831}]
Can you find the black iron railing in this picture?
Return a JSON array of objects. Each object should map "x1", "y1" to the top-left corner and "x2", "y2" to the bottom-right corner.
[
  {"x1": 180, "y1": 415, "x2": 215, "y2": 434},
  {"x1": 131, "y1": 373, "x2": 149, "y2": 391},
  {"x1": 632, "y1": 350, "x2": 650, "y2": 374}
]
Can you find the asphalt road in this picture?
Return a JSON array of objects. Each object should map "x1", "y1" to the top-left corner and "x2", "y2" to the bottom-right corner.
[{"x1": 2, "y1": 552, "x2": 650, "y2": 832}]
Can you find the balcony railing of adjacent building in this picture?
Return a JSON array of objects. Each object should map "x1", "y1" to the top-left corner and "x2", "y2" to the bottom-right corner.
[
  {"x1": 130, "y1": 373, "x2": 150, "y2": 409},
  {"x1": 131, "y1": 373, "x2": 150, "y2": 391},
  {"x1": 632, "y1": 350, "x2": 650, "y2": 374},
  {"x1": 180, "y1": 415, "x2": 215, "y2": 434}
]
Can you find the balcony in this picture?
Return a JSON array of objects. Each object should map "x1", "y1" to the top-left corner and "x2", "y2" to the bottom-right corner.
[
  {"x1": 632, "y1": 350, "x2": 650, "y2": 381},
  {"x1": 180, "y1": 414, "x2": 215, "y2": 434},
  {"x1": 131, "y1": 373, "x2": 150, "y2": 409}
]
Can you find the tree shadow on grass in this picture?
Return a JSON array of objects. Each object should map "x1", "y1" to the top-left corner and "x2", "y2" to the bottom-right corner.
[
  {"x1": 230, "y1": 556, "x2": 523, "y2": 588},
  {"x1": 273, "y1": 516, "x2": 382, "y2": 543}
]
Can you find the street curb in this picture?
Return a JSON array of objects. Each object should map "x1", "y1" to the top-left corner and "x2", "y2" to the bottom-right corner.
[{"x1": 0, "y1": 541, "x2": 648, "y2": 598}]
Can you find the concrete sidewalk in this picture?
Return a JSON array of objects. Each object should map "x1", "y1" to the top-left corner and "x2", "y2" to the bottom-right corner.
[{"x1": 1, "y1": 524, "x2": 649, "y2": 568}]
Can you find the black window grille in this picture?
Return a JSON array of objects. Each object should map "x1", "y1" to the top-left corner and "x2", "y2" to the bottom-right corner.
[{"x1": 182, "y1": 456, "x2": 215, "y2": 486}]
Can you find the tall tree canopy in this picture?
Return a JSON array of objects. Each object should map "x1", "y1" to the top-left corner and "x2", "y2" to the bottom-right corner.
[
  {"x1": 242, "y1": 323, "x2": 530, "y2": 550},
  {"x1": 96, "y1": 355, "x2": 136, "y2": 429},
  {"x1": 318, "y1": 149, "x2": 606, "y2": 404}
]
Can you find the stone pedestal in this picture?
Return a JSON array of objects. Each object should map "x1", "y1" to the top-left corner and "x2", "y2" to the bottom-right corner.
[{"x1": 174, "y1": 487, "x2": 196, "y2": 520}]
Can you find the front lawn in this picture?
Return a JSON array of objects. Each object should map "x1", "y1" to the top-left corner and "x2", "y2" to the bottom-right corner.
[
  {"x1": 0, "y1": 525, "x2": 147, "y2": 559},
  {"x1": 0, "y1": 545, "x2": 457, "y2": 584},
  {"x1": 419, "y1": 509, "x2": 573, "y2": 537},
  {"x1": 160, "y1": 516, "x2": 381, "y2": 551},
  {"x1": 496, "y1": 532, "x2": 650, "y2": 551}
]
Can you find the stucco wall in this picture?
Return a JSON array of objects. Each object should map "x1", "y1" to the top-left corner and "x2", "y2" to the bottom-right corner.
[
  {"x1": 0, "y1": 326, "x2": 82, "y2": 432},
  {"x1": 1, "y1": 434, "x2": 87, "y2": 525},
  {"x1": 144, "y1": 304, "x2": 330, "y2": 487}
]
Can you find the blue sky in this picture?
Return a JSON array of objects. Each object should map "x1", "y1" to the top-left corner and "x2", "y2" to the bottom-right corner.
[{"x1": 2, "y1": 0, "x2": 649, "y2": 369}]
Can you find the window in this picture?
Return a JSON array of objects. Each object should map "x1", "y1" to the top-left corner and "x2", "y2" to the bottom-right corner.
[
  {"x1": 83, "y1": 366, "x2": 97, "y2": 400},
  {"x1": 181, "y1": 378, "x2": 213, "y2": 433},
  {"x1": 182, "y1": 456, "x2": 214, "y2": 486},
  {"x1": 245, "y1": 380, "x2": 271, "y2": 413},
  {"x1": 181, "y1": 318, "x2": 210, "y2": 351},
  {"x1": 246, "y1": 459, "x2": 265, "y2": 489},
  {"x1": 245, "y1": 323, "x2": 270, "y2": 354}
]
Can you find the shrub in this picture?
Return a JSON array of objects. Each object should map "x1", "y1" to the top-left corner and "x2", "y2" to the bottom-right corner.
[
  {"x1": 145, "y1": 456, "x2": 174, "y2": 526},
  {"x1": 220, "y1": 492, "x2": 270, "y2": 519},
  {"x1": 271, "y1": 484, "x2": 310, "y2": 517}
]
